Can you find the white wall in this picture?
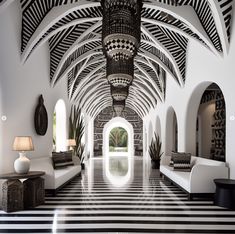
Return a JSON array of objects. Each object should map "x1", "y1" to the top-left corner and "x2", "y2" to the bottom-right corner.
[
  {"x1": 0, "y1": 2, "x2": 71, "y2": 204},
  {"x1": 144, "y1": 14, "x2": 235, "y2": 179}
]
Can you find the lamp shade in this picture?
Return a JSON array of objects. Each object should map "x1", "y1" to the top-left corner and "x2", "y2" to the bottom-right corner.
[
  {"x1": 13, "y1": 136, "x2": 34, "y2": 151},
  {"x1": 67, "y1": 139, "x2": 76, "y2": 147}
]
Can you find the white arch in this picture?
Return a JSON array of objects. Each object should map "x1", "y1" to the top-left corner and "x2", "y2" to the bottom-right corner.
[
  {"x1": 54, "y1": 99, "x2": 67, "y2": 152},
  {"x1": 103, "y1": 117, "x2": 134, "y2": 157}
]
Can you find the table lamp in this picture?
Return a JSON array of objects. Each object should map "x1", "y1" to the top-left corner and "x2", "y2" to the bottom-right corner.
[
  {"x1": 67, "y1": 139, "x2": 76, "y2": 151},
  {"x1": 13, "y1": 136, "x2": 34, "y2": 174}
]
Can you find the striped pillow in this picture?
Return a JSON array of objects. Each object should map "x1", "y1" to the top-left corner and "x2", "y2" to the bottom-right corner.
[
  {"x1": 62, "y1": 150, "x2": 74, "y2": 166},
  {"x1": 172, "y1": 153, "x2": 191, "y2": 171},
  {"x1": 52, "y1": 152, "x2": 67, "y2": 169}
]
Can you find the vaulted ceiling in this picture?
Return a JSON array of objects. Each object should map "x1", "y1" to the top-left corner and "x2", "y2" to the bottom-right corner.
[{"x1": 1, "y1": 0, "x2": 233, "y2": 118}]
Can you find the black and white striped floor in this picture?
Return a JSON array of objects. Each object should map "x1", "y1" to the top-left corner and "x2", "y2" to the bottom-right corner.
[{"x1": 1, "y1": 157, "x2": 235, "y2": 233}]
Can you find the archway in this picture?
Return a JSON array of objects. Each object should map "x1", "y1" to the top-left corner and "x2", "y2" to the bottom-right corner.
[
  {"x1": 103, "y1": 117, "x2": 134, "y2": 187},
  {"x1": 53, "y1": 99, "x2": 67, "y2": 152},
  {"x1": 165, "y1": 107, "x2": 178, "y2": 155},
  {"x1": 196, "y1": 83, "x2": 226, "y2": 161},
  {"x1": 185, "y1": 82, "x2": 226, "y2": 161},
  {"x1": 103, "y1": 117, "x2": 134, "y2": 156}
]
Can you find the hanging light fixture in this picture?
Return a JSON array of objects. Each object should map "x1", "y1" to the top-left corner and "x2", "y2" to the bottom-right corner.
[
  {"x1": 111, "y1": 86, "x2": 129, "y2": 101},
  {"x1": 101, "y1": 0, "x2": 142, "y2": 61},
  {"x1": 113, "y1": 99, "x2": 125, "y2": 116},
  {"x1": 107, "y1": 57, "x2": 134, "y2": 87}
]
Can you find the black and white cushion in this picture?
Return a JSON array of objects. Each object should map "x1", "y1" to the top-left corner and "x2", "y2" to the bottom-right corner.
[
  {"x1": 52, "y1": 152, "x2": 67, "y2": 169},
  {"x1": 172, "y1": 152, "x2": 191, "y2": 171}
]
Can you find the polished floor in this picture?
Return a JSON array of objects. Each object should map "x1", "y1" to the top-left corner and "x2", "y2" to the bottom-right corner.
[{"x1": 1, "y1": 157, "x2": 235, "y2": 233}]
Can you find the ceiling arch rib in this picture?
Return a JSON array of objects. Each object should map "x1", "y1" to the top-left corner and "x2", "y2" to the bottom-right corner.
[
  {"x1": 68, "y1": 56, "x2": 105, "y2": 99},
  {"x1": 74, "y1": 73, "x2": 106, "y2": 102},
  {"x1": 144, "y1": 0, "x2": 223, "y2": 53},
  {"x1": 79, "y1": 80, "x2": 108, "y2": 109},
  {"x1": 16, "y1": 0, "x2": 233, "y2": 118},
  {"x1": 70, "y1": 62, "x2": 106, "y2": 102},
  {"x1": 49, "y1": 22, "x2": 102, "y2": 83},
  {"x1": 129, "y1": 87, "x2": 153, "y2": 112},
  {"x1": 135, "y1": 57, "x2": 165, "y2": 101},
  {"x1": 206, "y1": 0, "x2": 233, "y2": 54},
  {"x1": 132, "y1": 78, "x2": 157, "y2": 108},
  {"x1": 141, "y1": 17, "x2": 218, "y2": 56},
  {"x1": 137, "y1": 48, "x2": 179, "y2": 86},
  {"x1": 53, "y1": 48, "x2": 103, "y2": 87},
  {"x1": 52, "y1": 21, "x2": 102, "y2": 83},
  {"x1": 141, "y1": 24, "x2": 187, "y2": 86},
  {"x1": 21, "y1": 0, "x2": 101, "y2": 62}
]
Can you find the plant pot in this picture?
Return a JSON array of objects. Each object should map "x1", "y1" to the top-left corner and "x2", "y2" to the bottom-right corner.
[
  {"x1": 151, "y1": 160, "x2": 160, "y2": 169},
  {"x1": 81, "y1": 163, "x2": 85, "y2": 170}
]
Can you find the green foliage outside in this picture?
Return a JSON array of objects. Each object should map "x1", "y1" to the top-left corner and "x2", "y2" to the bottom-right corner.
[{"x1": 109, "y1": 127, "x2": 128, "y2": 152}]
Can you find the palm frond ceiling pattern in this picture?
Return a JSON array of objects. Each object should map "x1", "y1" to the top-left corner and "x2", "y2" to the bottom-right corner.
[{"x1": 6, "y1": 0, "x2": 233, "y2": 118}]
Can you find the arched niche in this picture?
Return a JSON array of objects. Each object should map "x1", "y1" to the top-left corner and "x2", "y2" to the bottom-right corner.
[
  {"x1": 165, "y1": 106, "x2": 178, "y2": 155},
  {"x1": 185, "y1": 82, "x2": 226, "y2": 161},
  {"x1": 53, "y1": 99, "x2": 67, "y2": 152},
  {"x1": 196, "y1": 83, "x2": 226, "y2": 161}
]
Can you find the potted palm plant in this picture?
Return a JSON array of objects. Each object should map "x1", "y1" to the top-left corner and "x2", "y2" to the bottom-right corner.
[
  {"x1": 149, "y1": 132, "x2": 163, "y2": 169},
  {"x1": 69, "y1": 105, "x2": 85, "y2": 169}
]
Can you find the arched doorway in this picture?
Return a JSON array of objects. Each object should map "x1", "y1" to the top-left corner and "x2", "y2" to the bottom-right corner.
[
  {"x1": 196, "y1": 83, "x2": 226, "y2": 161},
  {"x1": 103, "y1": 117, "x2": 134, "y2": 187},
  {"x1": 103, "y1": 117, "x2": 134, "y2": 156},
  {"x1": 165, "y1": 107, "x2": 178, "y2": 155},
  {"x1": 53, "y1": 99, "x2": 67, "y2": 152},
  {"x1": 185, "y1": 82, "x2": 226, "y2": 161}
]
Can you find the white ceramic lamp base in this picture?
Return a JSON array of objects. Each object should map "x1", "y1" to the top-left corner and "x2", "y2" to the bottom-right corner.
[{"x1": 14, "y1": 152, "x2": 30, "y2": 174}]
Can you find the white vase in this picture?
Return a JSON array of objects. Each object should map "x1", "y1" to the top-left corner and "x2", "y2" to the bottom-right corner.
[{"x1": 14, "y1": 152, "x2": 30, "y2": 174}]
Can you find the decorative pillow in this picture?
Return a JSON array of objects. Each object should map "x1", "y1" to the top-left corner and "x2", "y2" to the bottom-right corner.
[
  {"x1": 172, "y1": 152, "x2": 191, "y2": 171},
  {"x1": 52, "y1": 152, "x2": 67, "y2": 169},
  {"x1": 62, "y1": 150, "x2": 74, "y2": 166}
]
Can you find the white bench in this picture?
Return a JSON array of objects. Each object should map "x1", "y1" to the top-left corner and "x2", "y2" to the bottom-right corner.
[
  {"x1": 30, "y1": 156, "x2": 81, "y2": 195},
  {"x1": 160, "y1": 155, "x2": 229, "y2": 200}
]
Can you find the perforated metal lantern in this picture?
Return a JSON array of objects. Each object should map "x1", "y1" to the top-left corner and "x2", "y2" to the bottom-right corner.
[
  {"x1": 101, "y1": 0, "x2": 142, "y2": 61},
  {"x1": 107, "y1": 58, "x2": 134, "y2": 87},
  {"x1": 113, "y1": 100, "x2": 125, "y2": 116},
  {"x1": 111, "y1": 86, "x2": 129, "y2": 101}
]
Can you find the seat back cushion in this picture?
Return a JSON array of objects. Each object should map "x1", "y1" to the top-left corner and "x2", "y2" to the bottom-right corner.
[
  {"x1": 62, "y1": 150, "x2": 74, "y2": 166},
  {"x1": 172, "y1": 152, "x2": 191, "y2": 171},
  {"x1": 52, "y1": 152, "x2": 68, "y2": 169}
]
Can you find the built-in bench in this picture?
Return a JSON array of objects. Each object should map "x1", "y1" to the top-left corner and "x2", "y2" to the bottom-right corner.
[
  {"x1": 30, "y1": 156, "x2": 81, "y2": 195},
  {"x1": 160, "y1": 155, "x2": 229, "y2": 200}
]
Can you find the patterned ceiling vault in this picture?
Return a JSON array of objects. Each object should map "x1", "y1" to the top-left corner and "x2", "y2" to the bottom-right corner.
[{"x1": 1, "y1": 0, "x2": 233, "y2": 118}]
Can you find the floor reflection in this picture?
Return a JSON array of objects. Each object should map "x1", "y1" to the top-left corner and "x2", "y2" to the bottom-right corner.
[
  {"x1": 104, "y1": 155, "x2": 134, "y2": 188},
  {"x1": 109, "y1": 157, "x2": 128, "y2": 176}
]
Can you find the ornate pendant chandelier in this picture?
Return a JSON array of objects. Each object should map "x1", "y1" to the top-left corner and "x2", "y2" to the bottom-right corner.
[
  {"x1": 101, "y1": 0, "x2": 142, "y2": 114},
  {"x1": 113, "y1": 99, "x2": 125, "y2": 116},
  {"x1": 107, "y1": 57, "x2": 134, "y2": 87},
  {"x1": 101, "y1": 0, "x2": 142, "y2": 61},
  {"x1": 111, "y1": 86, "x2": 129, "y2": 101}
]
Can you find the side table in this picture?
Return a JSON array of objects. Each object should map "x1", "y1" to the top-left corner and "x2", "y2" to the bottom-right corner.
[
  {"x1": 214, "y1": 179, "x2": 235, "y2": 210},
  {"x1": 0, "y1": 171, "x2": 45, "y2": 212}
]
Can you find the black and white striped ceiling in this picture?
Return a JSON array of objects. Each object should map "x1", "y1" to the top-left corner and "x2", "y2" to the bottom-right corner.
[{"x1": 1, "y1": 0, "x2": 233, "y2": 118}]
